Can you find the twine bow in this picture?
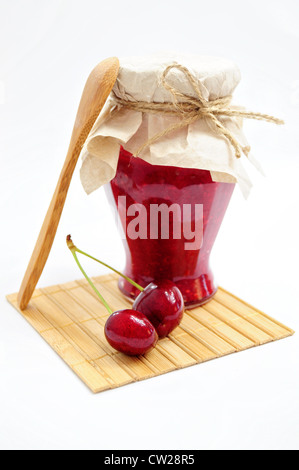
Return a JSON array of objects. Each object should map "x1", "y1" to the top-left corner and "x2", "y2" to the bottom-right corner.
[{"x1": 112, "y1": 63, "x2": 284, "y2": 158}]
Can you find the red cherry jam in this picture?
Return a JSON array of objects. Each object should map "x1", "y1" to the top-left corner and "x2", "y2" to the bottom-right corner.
[{"x1": 107, "y1": 147, "x2": 234, "y2": 307}]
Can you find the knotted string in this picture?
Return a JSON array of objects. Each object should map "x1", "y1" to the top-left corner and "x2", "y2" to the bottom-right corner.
[{"x1": 111, "y1": 63, "x2": 284, "y2": 158}]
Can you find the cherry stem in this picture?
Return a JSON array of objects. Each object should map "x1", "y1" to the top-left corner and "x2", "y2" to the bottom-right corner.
[
  {"x1": 66, "y1": 235, "x2": 144, "y2": 292},
  {"x1": 66, "y1": 236, "x2": 113, "y2": 315}
]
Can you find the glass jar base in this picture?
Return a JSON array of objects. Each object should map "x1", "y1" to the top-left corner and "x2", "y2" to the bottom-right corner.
[
  {"x1": 182, "y1": 288, "x2": 217, "y2": 308},
  {"x1": 117, "y1": 277, "x2": 217, "y2": 310}
]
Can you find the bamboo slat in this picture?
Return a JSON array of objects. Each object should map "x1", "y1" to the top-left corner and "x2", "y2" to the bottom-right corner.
[{"x1": 6, "y1": 275, "x2": 294, "y2": 393}]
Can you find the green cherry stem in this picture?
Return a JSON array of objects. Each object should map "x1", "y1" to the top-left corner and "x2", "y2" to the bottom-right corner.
[
  {"x1": 66, "y1": 235, "x2": 144, "y2": 292},
  {"x1": 66, "y1": 236, "x2": 113, "y2": 315}
]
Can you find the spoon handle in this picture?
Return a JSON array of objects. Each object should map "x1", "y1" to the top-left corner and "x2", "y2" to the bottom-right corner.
[{"x1": 17, "y1": 58, "x2": 119, "y2": 310}]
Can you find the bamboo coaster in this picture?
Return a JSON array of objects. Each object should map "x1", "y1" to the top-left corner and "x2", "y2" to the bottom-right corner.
[{"x1": 6, "y1": 274, "x2": 294, "y2": 393}]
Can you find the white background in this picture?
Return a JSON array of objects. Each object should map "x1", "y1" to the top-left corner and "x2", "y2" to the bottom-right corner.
[{"x1": 1, "y1": 0, "x2": 298, "y2": 450}]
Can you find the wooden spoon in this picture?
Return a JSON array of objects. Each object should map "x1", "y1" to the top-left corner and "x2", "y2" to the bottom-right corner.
[{"x1": 18, "y1": 57, "x2": 120, "y2": 310}]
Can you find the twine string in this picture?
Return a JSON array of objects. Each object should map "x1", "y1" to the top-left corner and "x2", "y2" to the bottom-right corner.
[{"x1": 111, "y1": 63, "x2": 284, "y2": 158}]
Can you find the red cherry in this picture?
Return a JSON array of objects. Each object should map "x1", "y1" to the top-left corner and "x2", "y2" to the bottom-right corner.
[
  {"x1": 104, "y1": 309, "x2": 158, "y2": 356},
  {"x1": 133, "y1": 280, "x2": 184, "y2": 338}
]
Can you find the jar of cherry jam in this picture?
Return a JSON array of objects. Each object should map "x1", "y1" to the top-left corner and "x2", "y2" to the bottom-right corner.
[
  {"x1": 80, "y1": 55, "x2": 264, "y2": 308},
  {"x1": 106, "y1": 147, "x2": 234, "y2": 307}
]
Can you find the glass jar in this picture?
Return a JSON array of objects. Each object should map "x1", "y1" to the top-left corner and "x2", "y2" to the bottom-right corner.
[{"x1": 105, "y1": 147, "x2": 234, "y2": 308}]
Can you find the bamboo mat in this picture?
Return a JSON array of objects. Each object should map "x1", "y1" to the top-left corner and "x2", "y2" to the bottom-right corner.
[{"x1": 6, "y1": 274, "x2": 294, "y2": 393}]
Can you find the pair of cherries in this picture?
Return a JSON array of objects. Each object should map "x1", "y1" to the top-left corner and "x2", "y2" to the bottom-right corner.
[
  {"x1": 67, "y1": 236, "x2": 184, "y2": 356},
  {"x1": 106, "y1": 279, "x2": 184, "y2": 355}
]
